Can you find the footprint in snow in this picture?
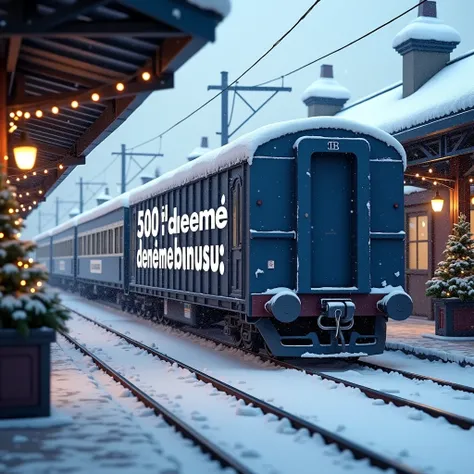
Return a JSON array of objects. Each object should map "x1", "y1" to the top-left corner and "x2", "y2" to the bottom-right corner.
[
  {"x1": 191, "y1": 413, "x2": 207, "y2": 422},
  {"x1": 240, "y1": 449, "x2": 260, "y2": 459},
  {"x1": 454, "y1": 393, "x2": 471, "y2": 400}
]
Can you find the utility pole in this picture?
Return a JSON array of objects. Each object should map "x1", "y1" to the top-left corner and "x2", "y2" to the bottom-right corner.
[
  {"x1": 208, "y1": 71, "x2": 292, "y2": 146},
  {"x1": 76, "y1": 178, "x2": 107, "y2": 213},
  {"x1": 112, "y1": 145, "x2": 163, "y2": 193}
]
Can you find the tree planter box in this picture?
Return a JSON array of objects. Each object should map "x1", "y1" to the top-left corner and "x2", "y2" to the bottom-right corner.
[
  {"x1": 434, "y1": 299, "x2": 474, "y2": 337},
  {"x1": 0, "y1": 328, "x2": 56, "y2": 419}
]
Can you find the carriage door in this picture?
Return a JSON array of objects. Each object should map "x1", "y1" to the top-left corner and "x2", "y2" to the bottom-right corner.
[
  {"x1": 230, "y1": 174, "x2": 243, "y2": 297},
  {"x1": 295, "y1": 137, "x2": 370, "y2": 293}
]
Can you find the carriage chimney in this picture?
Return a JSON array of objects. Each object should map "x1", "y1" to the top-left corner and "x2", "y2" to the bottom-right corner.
[
  {"x1": 96, "y1": 188, "x2": 112, "y2": 206},
  {"x1": 301, "y1": 64, "x2": 350, "y2": 117},
  {"x1": 393, "y1": 0, "x2": 460, "y2": 98}
]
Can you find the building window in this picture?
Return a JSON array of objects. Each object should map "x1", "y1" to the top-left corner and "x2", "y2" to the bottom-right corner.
[{"x1": 408, "y1": 214, "x2": 428, "y2": 270}]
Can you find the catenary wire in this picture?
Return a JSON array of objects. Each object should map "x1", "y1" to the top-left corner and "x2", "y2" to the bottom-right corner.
[
  {"x1": 127, "y1": 0, "x2": 323, "y2": 151},
  {"x1": 127, "y1": 0, "x2": 426, "y2": 153}
]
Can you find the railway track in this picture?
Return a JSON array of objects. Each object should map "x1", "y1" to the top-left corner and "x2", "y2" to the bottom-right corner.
[
  {"x1": 58, "y1": 329, "x2": 253, "y2": 474},
  {"x1": 64, "y1": 306, "x2": 418, "y2": 474},
  {"x1": 179, "y1": 328, "x2": 474, "y2": 431}
]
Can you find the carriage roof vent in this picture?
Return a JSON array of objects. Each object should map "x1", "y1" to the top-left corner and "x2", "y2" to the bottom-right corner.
[
  {"x1": 393, "y1": 0, "x2": 460, "y2": 98},
  {"x1": 301, "y1": 64, "x2": 351, "y2": 117}
]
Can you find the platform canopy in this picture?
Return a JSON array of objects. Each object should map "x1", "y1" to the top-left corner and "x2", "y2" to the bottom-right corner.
[{"x1": 0, "y1": 0, "x2": 229, "y2": 215}]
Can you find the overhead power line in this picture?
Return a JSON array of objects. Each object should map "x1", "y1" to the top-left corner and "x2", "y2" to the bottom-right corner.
[
  {"x1": 127, "y1": 0, "x2": 426, "y2": 152},
  {"x1": 127, "y1": 0, "x2": 323, "y2": 151}
]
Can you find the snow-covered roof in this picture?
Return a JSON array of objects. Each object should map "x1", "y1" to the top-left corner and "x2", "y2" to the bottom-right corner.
[
  {"x1": 96, "y1": 192, "x2": 112, "y2": 202},
  {"x1": 129, "y1": 116, "x2": 406, "y2": 205},
  {"x1": 33, "y1": 229, "x2": 52, "y2": 242},
  {"x1": 393, "y1": 15, "x2": 461, "y2": 49},
  {"x1": 76, "y1": 193, "x2": 130, "y2": 225},
  {"x1": 404, "y1": 185, "x2": 427, "y2": 195},
  {"x1": 188, "y1": 145, "x2": 211, "y2": 160},
  {"x1": 301, "y1": 77, "x2": 351, "y2": 103},
  {"x1": 337, "y1": 50, "x2": 474, "y2": 134},
  {"x1": 186, "y1": 0, "x2": 231, "y2": 17}
]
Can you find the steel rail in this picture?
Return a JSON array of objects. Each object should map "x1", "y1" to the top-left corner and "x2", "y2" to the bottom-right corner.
[
  {"x1": 353, "y1": 360, "x2": 474, "y2": 395},
  {"x1": 181, "y1": 328, "x2": 474, "y2": 431},
  {"x1": 64, "y1": 307, "x2": 418, "y2": 474},
  {"x1": 58, "y1": 329, "x2": 254, "y2": 474}
]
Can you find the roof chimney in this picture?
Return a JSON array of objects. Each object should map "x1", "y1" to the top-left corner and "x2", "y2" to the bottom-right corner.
[
  {"x1": 69, "y1": 207, "x2": 80, "y2": 219},
  {"x1": 393, "y1": 1, "x2": 460, "y2": 98},
  {"x1": 301, "y1": 64, "x2": 350, "y2": 117},
  {"x1": 187, "y1": 136, "x2": 211, "y2": 162},
  {"x1": 96, "y1": 187, "x2": 112, "y2": 206}
]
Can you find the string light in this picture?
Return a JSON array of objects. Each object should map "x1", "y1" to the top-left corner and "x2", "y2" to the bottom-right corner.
[
  {"x1": 9, "y1": 125, "x2": 17, "y2": 133},
  {"x1": 35, "y1": 110, "x2": 43, "y2": 118},
  {"x1": 20, "y1": 280, "x2": 26, "y2": 286},
  {"x1": 470, "y1": 178, "x2": 473, "y2": 183},
  {"x1": 15, "y1": 177, "x2": 19, "y2": 182},
  {"x1": 9, "y1": 121, "x2": 14, "y2": 126},
  {"x1": 23, "y1": 174, "x2": 27, "y2": 179},
  {"x1": 0, "y1": 233, "x2": 3, "y2": 238},
  {"x1": 17, "y1": 261, "x2": 23, "y2": 267},
  {"x1": 59, "y1": 164, "x2": 64, "y2": 170},
  {"x1": 91, "y1": 93, "x2": 100, "y2": 102},
  {"x1": 33, "y1": 200, "x2": 37, "y2": 205},
  {"x1": 6, "y1": 179, "x2": 10, "y2": 184},
  {"x1": 3, "y1": 155, "x2": 7, "y2": 161},
  {"x1": 16, "y1": 110, "x2": 22, "y2": 117},
  {"x1": 24, "y1": 112, "x2": 31, "y2": 119},
  {"x1": 71, "y1": 100, "x2": 79, "y2": 108},
  {"x1": 33, "y1": 171, "x2": 37, "y2": 176},
  {"x1": 37, "y1": 281, "x2": 43, "y2": 287},
  {"x1": 141, "y1": 71, "x2": 151, "y2": 81},
  {"x1": 44, "y1": 169, "x2": 48, "y2": 174},
  {"x1": 52, "y1": 106, "x2": 59, "y2": 114},
  {"x1": 429, "y1": 168, "x2": 433, "y2": 173},
  {"x1": 8, "y1": 208, "x2": 13, "y2": 214},
  {"x1": 116, "y1": 82, "x2": 125, "y2": 92},
  {"x1": 26, "y1": 192, "x2": 29, "y2": 196},
  {"x1": 16, "y1": 232, "x2": 21, "y2": 238},
  {"x1": 9, "y1": 112, "x2": 14, "y2": 118},
  {"x1": 13, "y1": 116, "x2": 18, "y2": 121},
  {"x1": 28, "y1": 258, "x2": 33, "y2": 264},
  {"x1": 39, "y1": 190, "x2": 43, "y2": 195},
  {"x1": 19, "y1": 194, "x2": 22, "y2": 198},
  {"x1": 24, "y1": 263, "x2": 29, "y2": 269},
  {"x1": 30, "y1": 288, "x2": 36, "y2": 293}
]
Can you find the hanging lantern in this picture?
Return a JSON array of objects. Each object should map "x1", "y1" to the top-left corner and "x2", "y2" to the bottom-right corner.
[
  {"x1": 13, "y1": 132, "x2": 37, "y2": 170},
  {"x1": 431, "y1": 191, "x2": 444, "y2": 213}
]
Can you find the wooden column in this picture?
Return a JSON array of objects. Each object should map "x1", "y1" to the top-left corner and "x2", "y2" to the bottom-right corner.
[
  {"x1": 450, "y1": 155, "x2": 471, "y2": 222},
  {"x1": 0, "y1": 56, "x2": 7, "y2": 177}
]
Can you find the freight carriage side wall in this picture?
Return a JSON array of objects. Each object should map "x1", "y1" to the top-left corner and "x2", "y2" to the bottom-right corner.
[
  {"x1": 51, "y1": 227, "x2": 76, "y2": 279},
  {"x1": 130, "y1": 165, "x2": 247, "y2": 313}
]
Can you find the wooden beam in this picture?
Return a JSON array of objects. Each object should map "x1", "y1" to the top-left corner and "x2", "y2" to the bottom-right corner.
[
  {"x1": 0, "y1": 21, "x2": 187, "y2": 38},
  {"x1": 8, "y1": 73, "x2": 173, "y2": 109},
  {"x1": 7, "y1": 37, "x2": 21, "y2": 73}
]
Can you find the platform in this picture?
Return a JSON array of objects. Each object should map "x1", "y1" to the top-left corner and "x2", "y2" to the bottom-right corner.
[
  {"x1": 0, "y1": 341, "x2": 177, "y2": 474},
  {"x1": 386, "y1": 316, "x2": 474, "y2": 365}
]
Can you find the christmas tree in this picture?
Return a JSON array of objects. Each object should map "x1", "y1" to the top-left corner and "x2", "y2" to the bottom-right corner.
[
  {"x1": 0, "y1": 177, "x2": 69, "y2": 336},
  {"x1": 426, "y1": 213, "x2": 474, "y2": 301}
]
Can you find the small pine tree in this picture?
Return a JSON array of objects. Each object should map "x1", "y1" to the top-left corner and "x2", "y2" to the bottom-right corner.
[
  {"x1": 426, "y1": 213, "x2": 474, "y2": 301},
  {"x1": 0, "y1": 176, "x2": 69, "y2": 336}
]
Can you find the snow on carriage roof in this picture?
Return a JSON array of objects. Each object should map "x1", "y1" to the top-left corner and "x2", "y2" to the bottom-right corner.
[
  {"x1": 129, "y1": 116, "x2": 406, "y2": 204},
  {"x1": 76, "y1": 192, "x2": 130, "y2": 226},
  {"x1": 188, "y1": 145, "x2": 211, "y2": 160},
  {"x1": 33, "y1": 229, "x2": 52, "y2": 242},
  {"x1": 337, "y1": 49, "x2": 474, "y2": 135},
  {"x1": 186, "y1": 0, "x2": 231, "y2": 17},
  {"x1": 392, "y1": 15, "x2": 461, "y2": 49},
  {"x1": 301, "y1": 77, "x2": 351, "y2": 103}
]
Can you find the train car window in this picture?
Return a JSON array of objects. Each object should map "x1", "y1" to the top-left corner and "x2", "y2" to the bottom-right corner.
[
  {"x1": 407, "y1": 214, "x2": 428, "y2": 270},
  {"x1": 232, "y1": 181, "x2": 242, "y2": 248},
  {"x1": 109, "y1": 229, "x2": 113, "y2": 255},
  {"x1": 119, "y1": 226, "x2": 123, "y2": 253}
]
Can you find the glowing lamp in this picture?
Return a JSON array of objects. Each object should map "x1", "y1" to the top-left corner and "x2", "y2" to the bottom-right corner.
[
  {"x1": 13, "y1": 132, "x2": 37, "y2": 170},
  {"x1": 431, "y1": 191, "x2": 444, "y2": 213},
  {"x1": 471, "y1": 196, "x2": 474, "y2": 206}
]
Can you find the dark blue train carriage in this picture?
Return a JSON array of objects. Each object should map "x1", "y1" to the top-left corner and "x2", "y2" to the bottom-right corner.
[
  {"x1": 34, "y1": 230, "x2": 52, "y2": 274},
  {"x1": 34, "y1": 116, "x2": 413, "y2": 358},
  {"x1": 75, "y1": 195, "x2": 130, "y2": 300},
  {"x1": 49, "y1": 221, "x2": 76, "y2": 289}
]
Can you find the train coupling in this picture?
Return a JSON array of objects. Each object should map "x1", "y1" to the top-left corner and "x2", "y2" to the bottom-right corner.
[
  {"x1": 377, "y1": 289, "x2": 413, "y2": 321},
  {"x1": 317, "y1": 299, "x2": 355, "y2": 334},
  {"x1": 264, "y1": 289, "x2": 301, "y2": 323}
]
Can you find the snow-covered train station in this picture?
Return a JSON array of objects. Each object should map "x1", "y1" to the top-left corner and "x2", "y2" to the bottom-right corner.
[{"x1": 2, "y1": 1, "x2": 474, "y2": 474}]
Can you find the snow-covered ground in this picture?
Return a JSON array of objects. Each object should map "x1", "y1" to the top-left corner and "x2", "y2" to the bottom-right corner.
[
  {"x1": 0, "y1": 342, "x2": 220, "y2": 474},
  {"x1": 61, "y1": 293, "x2": 474, "y2": 473},
  {"x1": 65, "y1": 312, "x2": 387, "y2": 474}
]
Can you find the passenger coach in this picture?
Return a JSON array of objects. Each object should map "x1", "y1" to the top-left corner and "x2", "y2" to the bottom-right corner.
[{"x1": 34, "y1": 116, "x2": 413, "y2": 358}]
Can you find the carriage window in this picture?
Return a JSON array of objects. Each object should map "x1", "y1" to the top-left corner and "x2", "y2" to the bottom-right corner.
[
  {"x1": 232, "y1": 181, "x2": 242, "y2": 248},
  {"x1": 408, "y1": 215, "x2": 428, "y2": 270}
]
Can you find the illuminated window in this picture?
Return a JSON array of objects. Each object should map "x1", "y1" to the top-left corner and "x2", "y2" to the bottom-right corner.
[{"x1": 408, "y1": 214, "x2": 429, "y2": 270}]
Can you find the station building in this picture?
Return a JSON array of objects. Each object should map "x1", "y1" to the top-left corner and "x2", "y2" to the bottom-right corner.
[{"x1": 301, "y1": 1, "x2": 474, "y2": 319}]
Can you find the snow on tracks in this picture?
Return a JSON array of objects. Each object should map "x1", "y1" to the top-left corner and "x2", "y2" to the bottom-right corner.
[{"x1": 65, "y1": 310, "x2": 410, "y2": 474}]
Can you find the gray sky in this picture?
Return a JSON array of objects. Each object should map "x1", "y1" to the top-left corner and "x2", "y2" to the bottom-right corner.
[{"x1": 24, "y1": 0, "x2": 474, "y2": 238}]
